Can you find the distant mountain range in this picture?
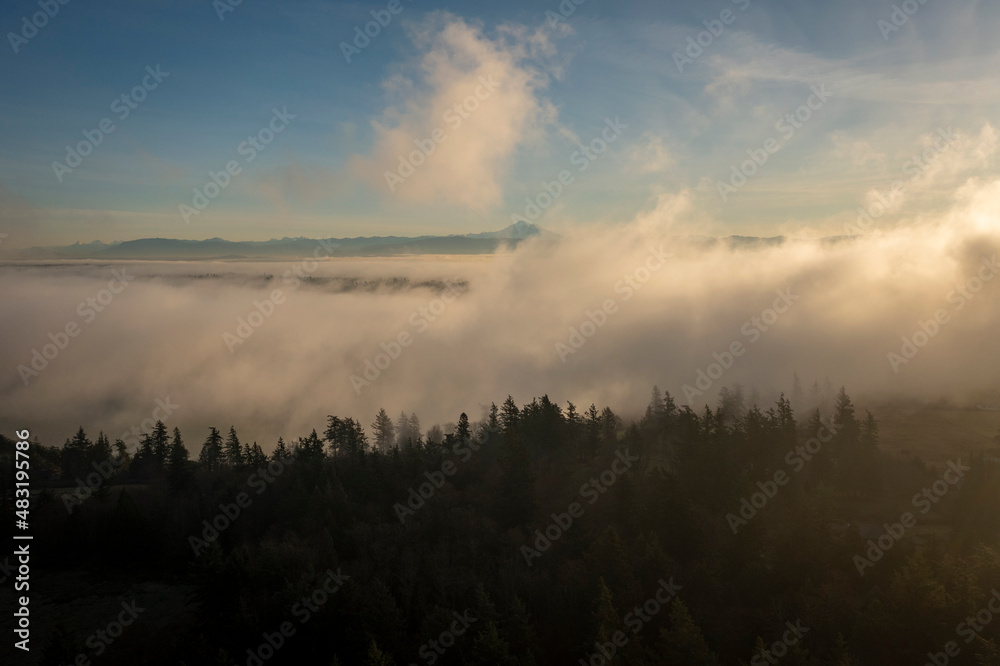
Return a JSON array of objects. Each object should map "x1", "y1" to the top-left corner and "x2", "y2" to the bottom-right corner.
[
  {"x1": 0, "y1": 222, "x2": 855, "y2": 261},
  {"x1": 2, "y1": 222, "x2": 558, "y2": 260}
]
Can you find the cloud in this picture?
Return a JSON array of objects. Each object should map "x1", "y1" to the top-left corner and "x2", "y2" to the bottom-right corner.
[{"x1": 350, "y1": 13, "x2": 563, "y2": 211}]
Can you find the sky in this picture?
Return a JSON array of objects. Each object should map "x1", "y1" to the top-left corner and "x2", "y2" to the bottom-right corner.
[{"x1": 1, "y1": 0, "x2": 999, "y2": 247}]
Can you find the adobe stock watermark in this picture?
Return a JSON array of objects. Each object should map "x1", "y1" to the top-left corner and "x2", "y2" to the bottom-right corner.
[
  {"x1": 522, "y1": 448, "x2": 638, "y2": 566},
  {"x1": 51, "y1": 65, "x2": 170, "y2": 182},
  {"x1": 544, "y1": 0, "x2": 587, "y2": 28},
  {"x1": 924, "y1": 589, "x2": 1000, "y2": 666},
  {"x1": 556, "y1": 245, "x2": 670, "y2": 363},
  {"x1": 17, "y1": 267, "x2": 134, "y2": 386},
  {"x1": 887, "y1": 254, "x2": 998, "y2": 374},
  {"x1": 411, "y1": 610, "x2": 477, "y2": 665},
  {"x1": 726, "y1": 416, "x2": 840, "y2": 534},
  {"x1": 340, "y1": 0, "x2": 411, "y2": 63},
  {"x1": 578, "y1": 577, "x2": 682, "y2": 666},
  {"x1": 672, "y1": 0, "x2": 751, "y2": 73},
  {"x1": 214, "y1": 0, "x2": 245, "y2": 21},
  {"x1": 717, "y1": 84, "x2": 833, "y2": 202},
  {"x1": 393, "y1": 429, "x2": 493, "y2": 524},
  {"x1": 180, "y1": 106, "x2": 295, "y2": 224},
  {"x1": 62, "y1": 600, "x2": 145, "y2": 664},
  {"x1": 846, "y1": 128, "x2": 958, "y2": 236},
  {"x1": 350, "y1": 281, "x2": 466, "y2": 394},
  {"x1": 877, "y1": 0, "x2": 931, "y2": 41},
  {"x1": 239, "y1": 568, "x2": 350, "y2": 666},
  {"x1": 749, "y1": 620, "x2": 810, "y2": 665},
  {"x1": 384, "y1": 76, "x2": 501, "y2": 193},
  {"x1": 511, "y1": 117, "x2": 627, "y2": 225},
  {"x1": 7, "y1": 0, "x2": 71, "y2": 54},
  {"x1": 853, "y1": 459, "x2": 968, "y2": 576},
  {"x1": 681, "y1": 287, "x2": 799, "y2": 404}
]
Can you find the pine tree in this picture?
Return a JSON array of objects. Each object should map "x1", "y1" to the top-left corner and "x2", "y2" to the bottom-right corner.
[
  {"x1": 566, "y1": 401, "x2": 582, "y2": 456},
  {"x1": 647, "y1": 385, "x2": 664, "y2": 422},
  {"x1": 167, "y1": 427, "x2": 190, "y2": 491},
  {"x1": 861, "y1": 410, "x2": 879, "y2": 449},
  {"x1": 324, "y1": 415, "x2": 344, "y2": 454},
  {"x1": 408, "y1": 412, "x2": 421, "y2": 445},
  {"x1": 224, "y1": 426, "x2": 243, "y2": 468},
  {"x1": 584, "y1": 404, "x2": 601, "y2": 457},
  {"x1": 372, "y1": 409, "x2": 395, "y2": 451},
  {"x1": 499, "y1": 396, "x2": 520, "y2": 439},
  {"x1": 456, "y1": 412, "x2": 471, "y2": 442},
  {"x1": 346, "y1": 418, "x2": 368, "y2": 455},
  {"x1": 468, "y1": 622, "x2": 516, "y2": 666},
  {"x1": 199, "y1": 427, "x2": 223, "y2": 472},
  {"x1": 592, "y1": 578, "x2": 620, "y2": 646},
  {"x1": 487, "y1": 403, "x2": 500, "y2": 433},
  {"x1": 135, "y1": 433, "x2": 155, "y2": 478},
  {"x1": 600, "y1": 406, "x2": 622, "y2": 447},
  {"x1": 63, "y1": 427, "x2": 91, "y2": 481},
  {"x1": 272, "y1": 437, "x2": 290, "y2": 461},
  {"x1": 657, "y1": 598, "x2": 719, "y2": 665},
  {"x1": 365, "y1": 640, "x2": 394, "y2": 666},
  {"x1": 151, "y1": 420, "x2": 169, "y2": 470},
  {"x1": 296, "y1": 429, "x2": 325, "y2": 461},
  {"x1": 92, "y1": 432, "x2": 113, "y2": 464}
]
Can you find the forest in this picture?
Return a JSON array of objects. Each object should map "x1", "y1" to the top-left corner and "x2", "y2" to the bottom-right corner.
[{"x1": 3, "y1": 385, "x2": 1000, "y2": 665}]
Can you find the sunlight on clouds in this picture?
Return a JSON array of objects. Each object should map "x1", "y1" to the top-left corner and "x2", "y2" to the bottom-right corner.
[{"x1": 351, "y1": 13, "x2": 563, "y2": 211}]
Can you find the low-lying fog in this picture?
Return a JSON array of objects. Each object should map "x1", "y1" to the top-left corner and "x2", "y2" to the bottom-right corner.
[{"x1": 3, "y1": 194, "x2": 999, "y2": 449}]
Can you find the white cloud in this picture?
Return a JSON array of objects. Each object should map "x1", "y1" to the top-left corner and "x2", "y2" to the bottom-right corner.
[{"x1": 351, "y1": 14, "x2": 564, "y2": 211}]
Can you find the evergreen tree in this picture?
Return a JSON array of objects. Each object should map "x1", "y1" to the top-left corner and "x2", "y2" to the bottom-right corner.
[
  {"x1": 365, "y1": 640, "x2": 394, "y2": 666},
  {"x1": 295, "y1": 429, "x2": 325, "y2": 461},
  {"x1": 167, "y1": 427, "x2": 190, "y2": 491},
  {"x1": 500, "y1": 395, "x2": 520, "y2": 437},
  {"x1": 584, "y1": 404, "x2": 601, "y2": 457},
  {"x1": 657, "y1": 598, "x2": 719, "y2": 665},
  {"x1": 325, "y1": 415, "x2": 345, "y2": 454},
  {"x1": 600, "y1": 406, "x2": 622, "y2": 447},
  {"x1": 199, "y1": 427, "x2": 223, "y2": 472},
  {"x1": 151, "y1": 420, "x2": 169, "y2": 470},
  {"x1": 272, "y1": 437, "x2": 290, "y2": 461},
  {"x1": 63, "y1": 426, "x2": 92, "y2": 481},
  {"x1": 861, "y1": 410, "x2": 879, "y2": 449},
  {"x1": 372, "y1": 409, "x2": 395, "y2": 451},
  {"x1": 487, "y1": 402, "x2": 500, "y2": 433},
  {"x1": 647, "y1": 385, "x2": 664, "y2": 422},
  {"x1": 456, "y1": 412, "x2": 471, "y2": 442},
  {"x1": 565, "y1": 401, "x2": 582, "y2": 456},
  {"x1": 592, "y1": 578, "x2": 620, "y2": 646},
  {"x1": 91, "y1": 431, "x2": 113, "y2": 465},
  {"x1": 133, "y1": 433, "x2": 155, "y2": 479},
  {"x1": 224, "y1": 426, "x2": 243, "y2": 468},
  {"x1": 408, "y1": 412, "x2": 421, "y2": 445},
  {"x1": 395, "y1": 411, "x2": 411, "y2": 448}
]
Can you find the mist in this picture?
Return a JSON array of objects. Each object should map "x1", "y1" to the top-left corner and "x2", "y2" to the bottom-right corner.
[{"x1": 2, "y1": 187, "x2": 999, "y2": 449}]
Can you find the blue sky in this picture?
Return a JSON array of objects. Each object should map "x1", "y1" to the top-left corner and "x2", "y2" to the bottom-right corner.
[{"x1": 1, "y1": 0, "x2": 998, "y2": 246}]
